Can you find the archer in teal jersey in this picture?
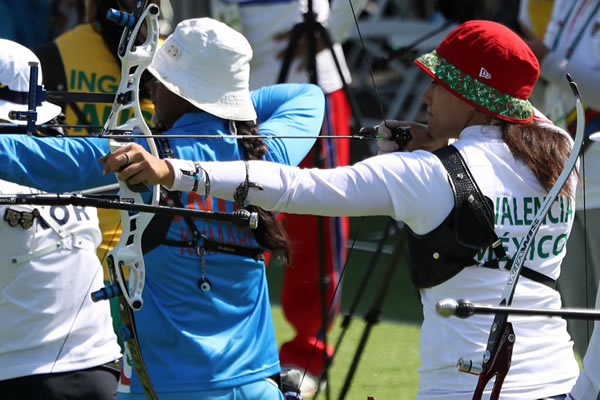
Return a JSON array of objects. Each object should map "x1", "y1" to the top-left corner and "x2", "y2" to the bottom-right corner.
[{"x1": 0, "y1": 18, "x2": 324, "y2": 400}]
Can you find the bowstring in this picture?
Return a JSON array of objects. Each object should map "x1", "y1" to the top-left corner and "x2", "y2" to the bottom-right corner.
[
  {"x1": 297, "y1": 0, "x2": 402, "y2": 397},
  {"x1": 48, "y1": 217, "x2": 117, "y2": 372}
]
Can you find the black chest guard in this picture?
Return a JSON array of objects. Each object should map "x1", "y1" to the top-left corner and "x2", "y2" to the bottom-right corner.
[
  {"x1": 407, "y1": 145, "x2": 502, "y2": 289},
  {"x1": 140, "y1": 137, "x2": 265, "y2": 261}
]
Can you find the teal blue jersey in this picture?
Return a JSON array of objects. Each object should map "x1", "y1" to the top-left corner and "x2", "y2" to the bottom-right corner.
[{"x1": 0, "y1": 83, "x2": 323, "y2": 393}]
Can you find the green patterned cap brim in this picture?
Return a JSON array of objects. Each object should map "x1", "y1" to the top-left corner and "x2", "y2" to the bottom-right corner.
[{"x1": 415, "y1": 50, "x2": 534, "y2": 123}]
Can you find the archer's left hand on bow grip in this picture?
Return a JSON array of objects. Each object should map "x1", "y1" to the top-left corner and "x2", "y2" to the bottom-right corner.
[{"x1": 110, "y1": 140, "x2": 150, "y2": 193}]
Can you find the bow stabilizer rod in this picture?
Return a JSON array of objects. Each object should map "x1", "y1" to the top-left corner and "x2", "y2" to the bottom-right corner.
[
  {"x1": 0, "y1": 193, "x2": 258, "y2": 228},
  {"x1": 437, "y1": 298, "x2": 600, "y2": 320}
]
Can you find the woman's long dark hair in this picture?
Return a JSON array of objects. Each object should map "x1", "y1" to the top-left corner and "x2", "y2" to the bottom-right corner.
[
  {"x1": 496, "y1": 118, "x2": 576, "y2": 198},
  {"x1": 235, "y1": 121, "x2": 291, "y2": 262}
]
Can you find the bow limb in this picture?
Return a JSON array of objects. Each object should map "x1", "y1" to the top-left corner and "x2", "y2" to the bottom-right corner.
[
  {"x1": 99, "y1": 2, "x2": 160, "y2": 398},
  {"x1": 468, "y1": 76, "x2": 585, "y2": 400}
]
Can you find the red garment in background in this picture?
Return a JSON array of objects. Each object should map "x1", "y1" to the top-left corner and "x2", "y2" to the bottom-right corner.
[{"x1": 279, "y1": 88, "x2": 350, "y2": 375}]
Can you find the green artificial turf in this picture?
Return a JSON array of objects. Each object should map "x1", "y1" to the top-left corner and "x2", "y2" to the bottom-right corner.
[
  {"x1": 268, "y1": 215, "x2": 423, "y2": 399},
  {"x1": 272, "y1": 306, "x2": 421, "y2": 399}
]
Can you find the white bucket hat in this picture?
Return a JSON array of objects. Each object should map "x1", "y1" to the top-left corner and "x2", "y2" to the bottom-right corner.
[
  {"x1": 148, "y1": 18, "x2": 257, "y2": 121},
  {"x1": 0, "y1": 39, "x2": 61, "y2": 125}
]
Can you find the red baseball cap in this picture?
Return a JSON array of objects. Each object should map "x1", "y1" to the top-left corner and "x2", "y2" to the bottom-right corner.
[{"x1": 415, "y1": 20, "x2": 539, "y2": 123}]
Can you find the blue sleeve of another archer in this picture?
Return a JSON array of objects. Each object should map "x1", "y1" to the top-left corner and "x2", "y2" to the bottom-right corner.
[
  {"x1": 0, "y1": 134, "x2": 115, "y2": 193},
  {"x1": 251, "y1": 83, "x2": 324, "y2": 166}
]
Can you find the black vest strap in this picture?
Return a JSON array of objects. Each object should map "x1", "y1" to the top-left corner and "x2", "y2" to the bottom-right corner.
[
  {"x1": 406, "y1": 145, "x2": 556, "y2": 290},
  {"x1": 439, "y1": 145, "x2": 556, "y2": 290},
  {"x1": 161, "y1": 236, "x2": 265, "y2": 261},
  {"x1": 141, "y1": 138, "x2": 265, "y2": 260},
  {"x1": 481, "y1": 260, "x2": 557, "y2": 290},
  {"x1": 142, "y1": 189, "x2": 265, "y2": 260},
  {"x1": 434, "y1": 146, "x2": 505, "y2": 258}
]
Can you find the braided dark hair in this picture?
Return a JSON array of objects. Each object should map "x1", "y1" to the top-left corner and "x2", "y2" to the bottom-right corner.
[{"x1": 235, "y1": 121, "x2": 291, "y2": 262}]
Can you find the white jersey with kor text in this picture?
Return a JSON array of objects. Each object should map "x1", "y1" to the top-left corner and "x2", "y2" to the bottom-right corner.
[{"x1": 0, "y1": 180, "x2": 121, "y2": 380}]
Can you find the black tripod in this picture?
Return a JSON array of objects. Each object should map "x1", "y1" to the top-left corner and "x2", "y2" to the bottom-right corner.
[
  {"x1": 277, "y1": 1, "x2": 364, "y2": 399},
  {"x1": 337, "y1": 223, "x2": 408, "y2": 399},
  {"x1": 277, "y1": 0, "x2": 364, "y2": 128},
  {"x1": 308, "y1": 219, "x2": 409, "y2": 400}
]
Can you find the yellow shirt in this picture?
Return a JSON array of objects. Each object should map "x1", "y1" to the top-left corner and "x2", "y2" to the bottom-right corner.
[{"x1": 528, "y1": 0, "x2": 555, "y2": 38}]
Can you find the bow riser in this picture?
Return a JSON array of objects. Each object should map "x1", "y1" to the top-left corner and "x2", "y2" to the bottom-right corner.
[
  {"x1": 103, "y1": 3, "x2": 160, "y2": 312},
  {"x1": 100, "y1": 3, "x2": 161, "y2": 398}
]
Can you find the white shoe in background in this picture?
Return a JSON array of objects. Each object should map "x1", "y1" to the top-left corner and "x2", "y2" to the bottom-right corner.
[{"x1": 281, "y1": 365, "x2": 327, "y2": 398}]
